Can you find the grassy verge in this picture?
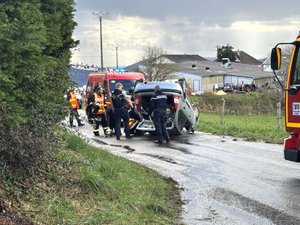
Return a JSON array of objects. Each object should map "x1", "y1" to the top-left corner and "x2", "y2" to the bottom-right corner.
[
  {"x1": 196, "y1": 112, "x2": 289, "y2": 144},
  {"x1": 16, "y1": 130, "x2": 182, "y2": 225}
]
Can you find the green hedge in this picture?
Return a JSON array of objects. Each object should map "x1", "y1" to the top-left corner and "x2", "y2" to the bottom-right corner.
[
  {"x1": 0, "y1": 1, "x2": 77, "y2": 180},
  {"x1": 191, "y1": 89, "x2": 284, "y2": 115}
]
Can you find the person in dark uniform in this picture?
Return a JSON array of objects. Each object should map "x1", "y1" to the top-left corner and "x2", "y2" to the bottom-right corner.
[
  {"x1": 102, "y1": 88, "x2": 115, "y2": 134},
  {"x1": 111, "y1": 83, "x2": 133, "y2": 140},
  {"x1": 148, "y1": 85, "x2": 170, "y2": 144}
]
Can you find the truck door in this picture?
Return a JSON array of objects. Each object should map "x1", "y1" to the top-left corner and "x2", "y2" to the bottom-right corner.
[{"x1": 286, "y1": 45, "x2": 300, "y2": 130}]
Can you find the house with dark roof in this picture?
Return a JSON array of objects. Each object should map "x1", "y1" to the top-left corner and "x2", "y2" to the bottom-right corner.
[
  {"x1": 176, "y1": 60, "x2": 274, "y2": 93},
  {"x1": 234, "y1": 50, "x2": 262, "y2": 65},
  {"x1": 161, "y1": 54, "x2": 208, "y2": 63},
  {"x1": 125, "y1": 52, "x2": 274, "y2": 93}
]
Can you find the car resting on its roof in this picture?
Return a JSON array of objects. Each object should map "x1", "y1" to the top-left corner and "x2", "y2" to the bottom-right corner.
[{"x1": 132, "y1": 79, "x2": 198, "y2": 135}]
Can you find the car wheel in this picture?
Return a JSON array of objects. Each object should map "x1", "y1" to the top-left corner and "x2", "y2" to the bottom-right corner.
[{"x1": 170, "y1": 110, "x2": 187, "y2": 135}]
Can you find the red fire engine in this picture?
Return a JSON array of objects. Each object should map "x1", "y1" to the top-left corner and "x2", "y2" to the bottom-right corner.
[
  {"x1": 85, "y1": 70, "x2": 145, "y2": 103},
  {"x1": 271, "y1": 32, "x2": 300, "y2": 162},
  {"x1": 85, "y1": 70, "x2": 145, "y2": 131}
]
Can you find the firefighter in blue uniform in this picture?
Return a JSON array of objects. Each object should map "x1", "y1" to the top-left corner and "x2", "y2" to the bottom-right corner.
[
  {"x1": 148, "y1": 85, "x2": 170, "y2": 144},
  {"x1": 111, "y1": 83, "x2": 133, "y2": 140}
]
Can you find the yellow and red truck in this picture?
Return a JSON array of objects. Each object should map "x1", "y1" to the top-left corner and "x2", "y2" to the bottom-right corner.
[{"x1": 271, "y1": 32, "x2": 300, "y2": 162}]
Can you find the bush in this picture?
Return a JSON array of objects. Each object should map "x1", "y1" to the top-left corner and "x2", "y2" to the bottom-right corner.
[
  {"x1": 191, "y1": 89, "x2": 284, "y2": 115},
  {"x1": 0, "y1": 1, "x2": 77, "y2": 186}
]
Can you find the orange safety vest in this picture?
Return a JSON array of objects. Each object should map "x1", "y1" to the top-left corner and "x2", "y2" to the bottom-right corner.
[
  {"x1": 69, "y1": 91, "x2": 79, "y2": 109},
  {"x1": 93, "y1": 93, "x2": 106, "y2": 114}
]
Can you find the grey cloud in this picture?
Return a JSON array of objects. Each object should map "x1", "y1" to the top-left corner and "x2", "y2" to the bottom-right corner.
[
  {"x1": 73, "y1": 0, "x2": 300, "y2": 66},
  {"x1": 76, "y1": 0, "x2": 300, "y2": 27}
]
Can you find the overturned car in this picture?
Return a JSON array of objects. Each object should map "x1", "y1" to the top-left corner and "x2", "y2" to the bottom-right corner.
[{"x1": 132, "y1": 79, "x2": 198, "y2": 135}]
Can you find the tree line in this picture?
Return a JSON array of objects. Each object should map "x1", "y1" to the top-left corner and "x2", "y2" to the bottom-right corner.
[{"x1": 0, "y1": 1, "x2": 77, "y2": 177}]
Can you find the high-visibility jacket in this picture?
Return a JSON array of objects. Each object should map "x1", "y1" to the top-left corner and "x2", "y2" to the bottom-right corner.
[
  {"x1": 69, "y1": 91, "x2": 79, "y2": 109},
  {"x1": 93, "y1": 93, "x2": 106, "y2": 114}
]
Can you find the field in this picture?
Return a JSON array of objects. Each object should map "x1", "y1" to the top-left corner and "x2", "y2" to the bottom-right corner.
[{"x1": 196, "y1": 112, "x2": 289, "y2": 144}]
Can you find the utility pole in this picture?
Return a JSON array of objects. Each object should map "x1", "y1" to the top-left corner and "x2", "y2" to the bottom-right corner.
[
  {"x1": 116, "y1": 45, "x2": 119, "y2": 69},
  {"x1": 93, "y1": 11, "x2": 108, "y2": 71}
]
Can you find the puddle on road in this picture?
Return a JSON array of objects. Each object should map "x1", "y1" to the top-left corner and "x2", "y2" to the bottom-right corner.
[
  {"x1": 92, "y1": 135, "x2": 180, "y2": 162},
  {"x1": 92, "y1": 137, "x2": 191, "y2": 154},
  {"x1": 141, "y1": 153, "x2": 178, "y2": 164},
  {"x1": 92, "y1": 138, "x2": 135, "y2": 153},
  {"x1": 170, "y1": 145, "x2": 191, "y2": 154},
  {"x1": 174, "y1": 136, "x2": 199, "y2": 146}
]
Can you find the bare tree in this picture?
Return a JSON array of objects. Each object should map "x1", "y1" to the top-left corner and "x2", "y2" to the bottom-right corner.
[{"x1": 140, "y1": 46, "x2": 177, "y2": 81}]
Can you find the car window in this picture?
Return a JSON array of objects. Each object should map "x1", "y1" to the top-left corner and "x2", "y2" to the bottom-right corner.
[
  {"x1": 86, "y1": 82, "x2": 92, "y2": 93},
  {"x1": 103, "y1": 80, "x2": 108, "y2": 93}
]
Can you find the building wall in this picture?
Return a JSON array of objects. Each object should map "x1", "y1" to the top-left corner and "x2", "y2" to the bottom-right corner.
[
  {"x1": 174, "y1": 71, "x2": 274, "y2": 93},
  {"x1": 174, "y1": 72, "x2": 202, "y2": 92},
  {"x1": 202, "y1": 75, "x2": 224, "y2": 92},
  {"x1": 254, "y1": 77, "x2": 275, "y2": 88}
]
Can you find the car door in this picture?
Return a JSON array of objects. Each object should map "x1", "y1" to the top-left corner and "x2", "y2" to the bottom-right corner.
[{"x1": 177, "y1": 79, "x2": 195, "y2": 124}]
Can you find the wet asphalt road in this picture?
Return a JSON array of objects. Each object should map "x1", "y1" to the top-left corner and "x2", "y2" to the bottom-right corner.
[{"x1": 71, "y1": 114, "x2": 300, "y2": 225}]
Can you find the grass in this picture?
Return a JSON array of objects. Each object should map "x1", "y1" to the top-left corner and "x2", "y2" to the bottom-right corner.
[
  {"x1": 22, "y1": 131, "x2": 182, "y2": 225},
  {"x1": 196, "y1": 112, "x2": 290, "y2": 144},
  {"x1": 3, "y1": 109, "x2": 289, "y2": 224}
]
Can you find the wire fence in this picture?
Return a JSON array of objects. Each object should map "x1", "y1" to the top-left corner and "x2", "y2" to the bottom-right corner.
[{"x1": 191, "y1": 89, "x2": 284, "y2": 129}]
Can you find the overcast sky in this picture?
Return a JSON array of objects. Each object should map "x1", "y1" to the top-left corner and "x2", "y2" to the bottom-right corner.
[{"x1": 71, "y1": 0, "x2": 300, "y2": 68}]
